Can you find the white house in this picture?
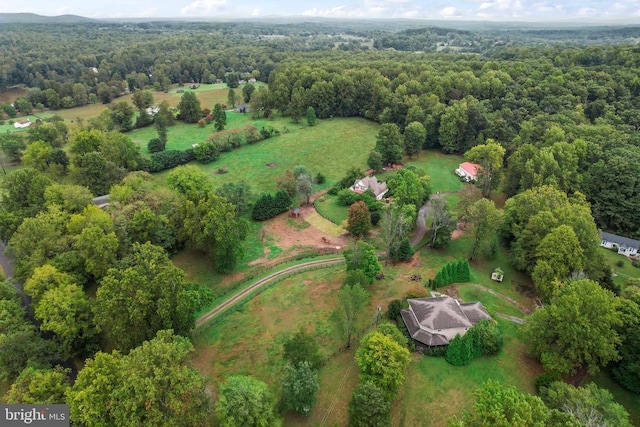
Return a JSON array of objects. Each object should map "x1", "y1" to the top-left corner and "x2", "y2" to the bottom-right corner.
[
  {"x1": 455, "y1": 162, "x2": 480, "y2": 182},
  {"x1": 600, "y1": 232, "x2": 640, "y2": 256},
  {"x1": 13, "y1": 119, "x2": 31, "y2": 129},
  {"x1": 400, "y1": 296, "x2": 492, "y2": 347},
  {"x1": 350, "y1": 175, "x2": 388, "y2": 200}
]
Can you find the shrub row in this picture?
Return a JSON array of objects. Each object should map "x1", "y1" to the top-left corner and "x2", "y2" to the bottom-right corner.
[
  {"x1": 252, "y1": 190, "x2": 292, "y2": 221},
  {"x1": 142, "y1": 149, "x2": 196, "y2": 172},
  {"x1": 445, "y1": 319, "x2": 503, "y2": 366},
  {"x1": 427, "y1": 259, "x2": 471, "y2": 289}
]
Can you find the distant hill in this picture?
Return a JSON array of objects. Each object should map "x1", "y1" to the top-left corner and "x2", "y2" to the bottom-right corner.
[{"x1": 0, "y1": 13, "x2": 96, "y2": 24}]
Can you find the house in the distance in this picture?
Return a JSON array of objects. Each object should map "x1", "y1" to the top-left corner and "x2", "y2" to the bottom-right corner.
[
  {"x1": 600, "y1": 232, "x2": 640, "y2": 257},
  {"x1": 401, "y1": 295, "x2": 492, "y2": 347},
  {"x1": 455, "y1": 161, "x2": 480, "y2": 182},
  {"x1": 13, "y1": 119, "x2": 31, "y2": 129},
  {"x1": 350, "y1": 175, "x2": 389, "y2": 200}
]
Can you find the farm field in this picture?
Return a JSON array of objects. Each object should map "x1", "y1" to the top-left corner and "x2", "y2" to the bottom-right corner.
[{"x1": 152, "y1": 117, "x2": 379, "y2": 194}]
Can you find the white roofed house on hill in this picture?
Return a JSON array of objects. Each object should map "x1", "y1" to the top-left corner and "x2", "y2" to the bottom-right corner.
[{"x1": 600, "y1": 232, "x2": 640, "y2": 257}]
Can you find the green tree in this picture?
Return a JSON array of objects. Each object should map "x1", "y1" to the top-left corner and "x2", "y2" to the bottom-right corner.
[
  {"x1": 215, "y1": 181, "x2": 254, "y2": 217},
  {"x1": 95, "y1": 243, "x2": 206, "y2": 351},
  {"x1": 71, "y1": 152, "x2": 125, "y2": 196},
  {"x1": 177, "y1": 91, "x2": 202, "y2": 123},
  {"x1": 0, "y1": 133, "x2": 26, "y2": 163},
  {"x1": 215, "y1": 375, "x2": 281, "y2": 427},
  {"x1": 388, "y1": 168, "x2": 430, "y2": 209},
  {"x1": 355, "y1": 331, "x2": 410, "y2": 398},
  {"x1": 306, "y1": 106, "x2": 317, "y2": 126},
  {"x1": 348, "y1": 381, "x2": 391, "y2": 427},
  {"x1": 367, "y1": 150, "x2": 384, "y2": 173},
  {"x1": 611, "y1": 295, "x2": 640, "y2": 393},
  {"x1": 466, "y1": 198, "x2": 502, "y2": 260},
  {"x1": 375, "y1": 123, "x2": 403, "y2": 165},
  {"x1": 167, "y1": 165, "x2": 212, "y2": 198},
  {"x1": 282, "y1": 361, "x2": 319, "y2": 415},
  {"x1": 429, "y1": 198, "x2": 455, "y2": 248},
  {"x1": 473, "y1": 319, "x2": 503, "y2": 356},
  {"x1": 242, "y1": 83, "x2": 255, "y2": 103},
  {"x1": 344, "y1": 241, "x2": 381, "y2": 285},
  {"x1": 227, "y1": 88, "x2": 237, "y2": 108},
  {"x1": 464, "y1": 139, "x2": 506, "y2": 198},
  {"x1": 459, "y1": 380, "x2": 555, "y2": 427},
  {"x1": 296, "y1": 173, "x2": 314, "y2": 205},
  {"x1": 68, "y1": 330, "x2": 210, "y2": 427},
  {"x1": 132, "y1": 89, "x2": 154, "y2": 110},
  {"x1": 4, "y1": 366, "x2": 70, "y2": 404},
  {"x1": 445, "y1": 334, "x2": 473, "y2": 366},
  {"x1": 24, "y1": 264, "x2": 76, "y2": 303},
  {"x1": 34, "y1": 269, "x2": 98, "y2": 354},
  {"x1": 540, "y1": 382, "x2": 631, "y2": 427},
  {"x1": 213, "y1": 103, "x2": 226, "y2": 131},
  {"x1": 44, "y1": 183, "x2": 92, "y2": 214},
  {"x1": 109, "y1": 101, "x2": 135, "y2": 131},
  {"x1": 376, "y1": 323, "x2": 408, "y2": 348},
  {"x1": 283, "y1": 329, "x2": 323, "y2": 370},
  {"x1": 523, "y1": 279, "x2": 622, "y2": 380},
  {"x1": 347, "y1": 200, "x2": 372, "y2": 238},
  {"x1": 334, "y1": 283, "x2": 369, "y2": 348},
  {"x1": 403, "y1": 121, "x2": 425, "y2": 159},
  {"x1": 73, "y1": 226, "x2": 119, "y2": 279},
  {"x1": 21, "y1": 140, "x2": 52, "y2": 171},
  {"x1": 531, "y1": 225, "x2": 584, "y2": 301},
  {"x1": 100, "y1": 132, "x2": 141, "y2": 171},
  {"x1": 179, "y1": 191, "x2": 249, "y2": 273}
]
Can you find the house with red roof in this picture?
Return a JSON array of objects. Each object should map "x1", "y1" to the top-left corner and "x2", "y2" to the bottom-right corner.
[{"x1": 455, "y1": 162, "x2": 480, "y2": 182}]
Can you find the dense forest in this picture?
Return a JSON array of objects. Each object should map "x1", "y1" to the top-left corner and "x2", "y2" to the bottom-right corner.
[{"x1": 1, "y1": 19, "x2": 640, "y2": 425}]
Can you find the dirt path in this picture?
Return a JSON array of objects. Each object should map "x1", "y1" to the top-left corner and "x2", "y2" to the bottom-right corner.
[
  {"x1": 474, "y1": 284, "x2": 533, "y2": 315},
  {"x1": 411, "y1": 192, "x2": 450, "y2": 246},
  {"x1": 0, "y1": 240, "x2": 14, "y2": 279},
  {"x1": 496, "y1": 313, "x2": 525, "y2": 324},
  {"x1": 195, "y1": 257, "x2": 344, "y2": 328}
]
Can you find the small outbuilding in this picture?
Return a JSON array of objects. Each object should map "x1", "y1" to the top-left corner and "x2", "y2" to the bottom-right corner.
[
  {"x1": 290, "y1": 208, "x2": 301, "y2": 218},
  {"x1": 13, "y1": 119, "x2": 31, "y2": 129},
  {"x1": 491, "y1": 268, "x2": 504, "y2": 282}
]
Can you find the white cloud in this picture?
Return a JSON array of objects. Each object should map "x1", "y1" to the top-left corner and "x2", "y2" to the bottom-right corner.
[
  {"x1": 251, "y1": 8, "x2": 260, "y2": 16},
  {"x1": 440, "y1": 6, "x2": 459, "y2": 17},
  {"x1": 532, "y1": 2, "x2": 562, "y2": 13},
  {"x1": 55, "y1": 6, "x2": 72, "y2": 14},
  {"x1": 180, "y1": 0, "x2": 227, "y2": 16},
  {"x1": 578, "y1": 7, "x2": 596, "y2": 17},
  {"x1": 138, "y1": 7, "x2": 158, "y2": 17},
  {"x1": 480, "y1": 2, "x2": 495, "y2": 9}
]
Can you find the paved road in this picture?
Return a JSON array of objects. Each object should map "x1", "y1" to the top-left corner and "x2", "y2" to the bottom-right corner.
[
  {"x1": 195, "y1": 257, "x2": 345, "y2": 328},
  {"x1": 0, "y1": 240, "x2": 14, "y2": 279},
  {"x1": 410, "y1": 192, "x2": 449, "y2": 247}
]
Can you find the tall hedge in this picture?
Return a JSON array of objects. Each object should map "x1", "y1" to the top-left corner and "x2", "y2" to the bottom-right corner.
[
  {"x1": 432, "y1": 260, "x2": 471, "y2": 288},
  {"x1": 252, "y1": 190, "x2": 291, "y2": 221}
]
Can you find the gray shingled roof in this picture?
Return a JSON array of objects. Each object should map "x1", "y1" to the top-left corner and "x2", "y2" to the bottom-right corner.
[
  {"x1": 401, "y1": 296, "x2": 492, "y2": 347},
  {"x1": 408, "y1": 297, "x2": 473, "y2": 330},
  {"x1": 601, "y1": 232, "x2": 640, "y2": 249}
]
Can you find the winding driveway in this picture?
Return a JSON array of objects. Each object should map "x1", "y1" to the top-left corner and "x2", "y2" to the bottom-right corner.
[
  {"x1": 410, "y1": 192, "x2": 450, "y2": 247},
  {"x1": 195, "y1": 257, "x2": 344, "y2": 328}
]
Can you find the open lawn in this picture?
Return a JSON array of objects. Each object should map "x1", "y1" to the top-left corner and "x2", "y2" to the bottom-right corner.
[
  {"x1": 599, "y1": 247, "x2": 640, "y2": 290},
  {"x1": 0, "y1": 112, "x2": 54, "y2": 133},
  {"x1": 406, "y1": 150, "x2": 465, "y2": 193},
  {"x1": 394, "y1": 319, "x2": 541, "y2": 426},
  {"x1": 314, "y1": 194, "x2": 348, "y2": 226}
]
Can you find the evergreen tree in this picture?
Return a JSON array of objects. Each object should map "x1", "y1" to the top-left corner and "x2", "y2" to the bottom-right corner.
[
  {"x1": 446, "y1": 334, "x2": 472, "y2": 366},
  {"x1": 213, "y1": 103, "x2": 226, "y2": 132},
  {"x1": 306, "y1": 106, "x2": 317, "y2": 126}
]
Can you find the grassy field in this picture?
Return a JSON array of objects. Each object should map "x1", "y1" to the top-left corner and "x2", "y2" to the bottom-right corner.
[
  {"x1": 405, "y1": 150, "x2": 465, "y2": 193},
  {"x1": 0, "y1": 112, "x2": 54, "y2": 133},
  {"x1": 314, "y1": 194, "x2": 348, "y2": 226},
  {"x1": 191, "y1": 232, "x2": 541, "y2": 426},
  {"x1": 599, "y1": 247, "x2": 640, "y2": 289},
  {"x1": 152, "y1": 117, "x2": 379, "y2": 194}
]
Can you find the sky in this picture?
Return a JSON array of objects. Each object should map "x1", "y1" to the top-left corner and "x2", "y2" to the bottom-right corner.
[{"x1": 1, "y1": 0, "x2": 639, "y2": 22}]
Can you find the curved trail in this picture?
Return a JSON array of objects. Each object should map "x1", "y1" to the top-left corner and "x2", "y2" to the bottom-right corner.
[{"x1": 195, "y1": 257, "x2": 344, "y2": 328}]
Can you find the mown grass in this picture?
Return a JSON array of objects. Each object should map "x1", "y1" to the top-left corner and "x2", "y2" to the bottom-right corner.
[
  {"x1": 314, "y1": 194, "x2": 348, "y2": 226},
  {"x1": 0, "y1": 112, "x2": 54, "y2": 133},
  {"x1": 393, "y1": 319, "x2": 541, "y2": 426},
  {"x1": 599, "y1": 247, "x2": 640, "y2": 289},
  {"x1": 406, "y1": 150, "x2": 465, "y2": 193},
  {"x1": 590, "y1": 370, "x2": 640, "y2": 426},
  {"x1": 151, "y1": 117, "x2": 378, "y2": 194}
]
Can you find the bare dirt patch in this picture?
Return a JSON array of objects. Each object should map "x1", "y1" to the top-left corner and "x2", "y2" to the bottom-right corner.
[
  {"x1": 265, "y1": 162, "x2": 277, "y2": 168},
  {"x1": 261, "y1": 204, "x2": 349, "y2": 253},
  {"x1": 452, "y1": 229, "x2": 464, "y2": 239}
]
